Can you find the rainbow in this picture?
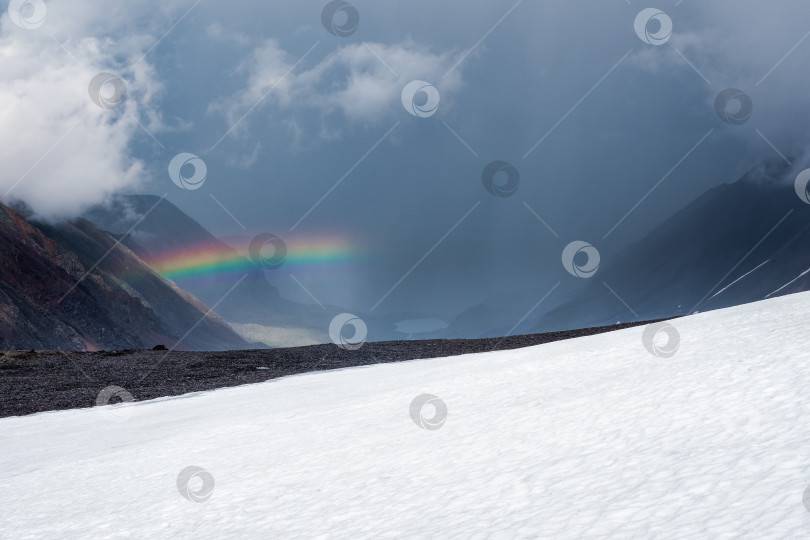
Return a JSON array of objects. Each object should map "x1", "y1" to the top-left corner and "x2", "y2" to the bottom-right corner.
[{"x1": 146, "y1": 236, "x2": 363, "y2": 282}]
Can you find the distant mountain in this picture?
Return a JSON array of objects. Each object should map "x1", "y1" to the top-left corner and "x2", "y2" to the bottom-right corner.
[
  {"x1": 0, "y1": 202, "x2": 250, "y2": 351},
  {"x1": 84, "y1": 195, "x2": 336, "y2": 345},
  {"x1": 87, "y1": 196, "x2": 591, "y2": 343},
  {"x1": 536, "y1": 160, "x2": 810, "y2": 330},
  {"x1": 85, "y1": 163, "x2": 810, "y2": 345},
  {"x1": 439, "y1": 286, "x2": 569, "y2": 339}
]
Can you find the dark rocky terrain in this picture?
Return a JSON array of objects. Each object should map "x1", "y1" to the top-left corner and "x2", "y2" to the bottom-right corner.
[
  {"x1": 0, "y1": 319, "x2": 660, "y2": 418},
  {"x1": 0, "y1": 201, "x2": 249, "y2": 351}
]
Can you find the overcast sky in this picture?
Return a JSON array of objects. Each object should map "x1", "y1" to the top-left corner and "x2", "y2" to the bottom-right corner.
[{"x1": 2, "y1": 0, "x2": 810, "y2": 318}]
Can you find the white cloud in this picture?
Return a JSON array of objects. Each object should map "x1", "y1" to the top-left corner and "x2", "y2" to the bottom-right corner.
[
  {"x1": 0, "y1": 0, "x2": 192, "y2": 219},
  {"x1": 211, "y1": 39, "x2": 465, "y2": 138},
  {"x1": 205, "y1": 22, "x2": 249, "y2": 46}
]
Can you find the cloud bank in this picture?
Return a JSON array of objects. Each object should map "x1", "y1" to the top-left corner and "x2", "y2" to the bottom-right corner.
[
  {"x1": 210, "y1": 39, "x2": 464, "y2": 134},
  {"x1": 630, "y1": 0, "x2": 810, "y2": 164},
  {"x1": 0, "y1": 0, "x2": 190, "y2": 218}
]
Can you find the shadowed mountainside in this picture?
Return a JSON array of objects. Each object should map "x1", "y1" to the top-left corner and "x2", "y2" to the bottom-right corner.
[
  {"x1": 85, "y1": 195, "x2": 338, "y2": 345},
  {"x1": 0, "y1": 202, "x2": 250, "y2": 351},
  {"x1": 82, "y1": 161, "x2": 810, "y2": 343},
  {"x1": 536, "y1": 160, "x2": 810, "y2": 330}
]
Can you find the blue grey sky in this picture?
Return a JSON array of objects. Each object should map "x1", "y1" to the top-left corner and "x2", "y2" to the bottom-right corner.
[{"x1": 2, "y1": 0, "x2": 810, "y2": 318}]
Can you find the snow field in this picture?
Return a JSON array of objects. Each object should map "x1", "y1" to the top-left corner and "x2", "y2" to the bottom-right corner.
[{"x1": 2, "y1": 293, "x2": 810, "y2": 538}]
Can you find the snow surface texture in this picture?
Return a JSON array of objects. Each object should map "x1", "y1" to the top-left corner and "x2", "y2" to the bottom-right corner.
[{"x1": 3, "y1": 292, "x2": 810, "y2": 538}]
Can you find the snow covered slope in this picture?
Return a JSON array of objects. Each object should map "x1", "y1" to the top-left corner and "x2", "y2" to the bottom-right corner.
[{"x1": 3, "y1": 293, "x2": 810, "y2": 538}]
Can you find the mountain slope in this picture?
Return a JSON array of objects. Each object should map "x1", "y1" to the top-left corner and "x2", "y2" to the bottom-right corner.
[
  {"x1": 0, "y1": 202, "x2": 249, "y2": 351},
  {"x1": 85, "y1": 195, "x2": 334, "y2": 344},
  {"x1": 537, "y1": 160, "x2": 810, "y2": 330},
  {"x1": 2, "y1": 290, "x2": 810, "y2": 537}
]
